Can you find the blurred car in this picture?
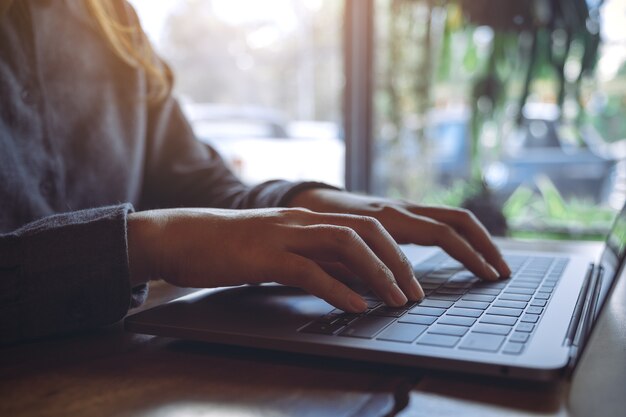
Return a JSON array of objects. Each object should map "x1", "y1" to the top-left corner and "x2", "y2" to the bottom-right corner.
[
  {"x1": 183, "y1": 103, "x2": 345, "y2": 187},
  {"x1": 485, "y1": 103, "x2": 619, "y2": 204},
  {"x1": 424, "y1": 107, "x2": 472, "y2": 185},
  {"x1": 382, "y1": 103, "x2": 619, "y2": 205},
  {"x1": 377, "y1": 107, "x2": 472, "y2": 186}
]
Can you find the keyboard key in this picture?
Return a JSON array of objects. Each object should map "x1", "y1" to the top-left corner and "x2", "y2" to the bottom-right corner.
[
  {"x1": 420, "y1": 283, "x2": 440, "y2": 291},
  {"x1": 377, "y1": 323, "x2": 428, "y2": 343},
  {"x1": 469, "y1": 288, "x2": 501, "y2": 296},
  {"x1": 508, "y1": 282, "x2": 539, "y2": 289},
  {"x1": 459, "y1": 333, "x2": 505, "y2": 352},
  {"x1": 516, "y1": 322, "x2": 535, "y2": 333},
  {"x1": 509, "y1": 332, "x2": 530, "y2": 343},
  {"x1": 462, "y1": 294, "x2": 496, "y2": 303},
  {"x1": 426, "y1": 271, "x2": 456, "y2": 280},
  {"x1": 499, "y1": 293, "x2": 532, "y2": 302},
  {"x1": 339, "y1": 316, "x2": 395, "y2": 339},
  {"x1": 455, "y1": 300, "x2": 489, "y2": 310},
  {"x1": 420, "y1": 277, "x2": 447, "y2": 285},
  {"x1": 436, "y1": 288, "x2": 467, "y2": 295},
  {"x1": 413, "y1": 265, "x2": 435, "y2": 279},
  {"x1": 438, "y1": 315, "x2": 476, "y2": 327},
  {"x1": 530, "y1": 299, "x2": 547, "y2": 307},
  {"x1": 429, "y1": 293, "x2": 462, "y2": 302},
  {"x1": 504, "y1": 287, "x2": 535, "y2": 295},
  {"x1": 486, "y1": 307, "x2": 523, "y2": 317},
  {"x1": 447, "y1": 307, "x2": 483, "y2": 318},
  {"x1": 539, "y1": 286, "x2": 554, "y2": 293},
  {"x1": 502, "y1": 342, "x2": 525, "y2": 355},
  {"x1": 428, "y1": 324, "x2": 469, "y2": 337},
  {"x1": 521, "y1": 313, "x2": 540, "y2": 323},
  {"x1": 418, "y1": 299, "x2": 455, "y2": 309},
  {"x1": 493, "y1": 300, "x2": 527, "y2": 309},
  {"x1": 519, "y1": 271, "x2": 545, "y2": 277},
  {"x1": 473, "y1": 323, "x2": 512, "y2": 335},
  {"x1": 516, "y1": 271, "x2": 545, "y2": 277},
  {"x1": 371, "y1": 305, "x2": 409, "y2": 317},
  {"x1": 448, "y1": 272, "x2": 479, "y2": 283},
  {"x1": 480, "y1": 315, "x2": 517, "y2": 326},
  {"x1": 409, "y1": 306, "x2": 446, "y2": 317},
  {"x1": 399, "y1": 314, "x2": 437, "y2": 325},
  {"x1": 365, "y1": 299, "x2": 381, "y2": 309},
  {"x1": 526, "y1": 306, "x2": 544, "y2": 315},
  {"x1": 474, "y1": 281, "x2": 507, "y2": 289},
  {"x1": 513, "y1": 276, "x2": 542, "y2": 283},
  {"x1": 444, "y1": 281, "x2": 474, "y2": 289},
  {"x1": 416, "y1": 333, "x2": 461, "y2": 348},
  {"x1": 535, "y1": 293, "x2": 551, "y2": 300}
]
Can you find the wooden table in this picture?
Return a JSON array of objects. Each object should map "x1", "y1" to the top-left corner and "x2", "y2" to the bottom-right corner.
[{"x1": 1, "y1": 240, "x2": 624, "y2": 417}]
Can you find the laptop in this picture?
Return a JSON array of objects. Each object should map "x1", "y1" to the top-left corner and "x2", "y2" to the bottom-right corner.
[{"x1": 125, "y1": 203, "x2": 626, "y2": 381}]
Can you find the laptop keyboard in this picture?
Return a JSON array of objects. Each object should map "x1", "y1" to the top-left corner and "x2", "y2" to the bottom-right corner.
[{"x1": 300, "y1": 253, "x2": 569, "y2": 355}]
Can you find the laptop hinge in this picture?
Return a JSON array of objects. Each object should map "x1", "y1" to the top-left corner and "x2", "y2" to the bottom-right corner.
[{"x1": 565, "y1": 263, "x2": 604, "y2": 372}]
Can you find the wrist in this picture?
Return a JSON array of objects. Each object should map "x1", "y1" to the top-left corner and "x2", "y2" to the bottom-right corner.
[
  {"x1": 127, "y1": 211, "x2": 161, "y2": 287},
  {"x1": 287, "y1": 187, "x2": 345, "y2": 212}
]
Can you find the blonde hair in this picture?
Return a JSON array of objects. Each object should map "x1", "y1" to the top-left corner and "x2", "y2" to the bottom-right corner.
[
  {"x1": 2, "y1": 0, "x2": 170, "y2": 103},
  {"x1": 85, "y1": 0, "x2": 170, "y2": 103}
]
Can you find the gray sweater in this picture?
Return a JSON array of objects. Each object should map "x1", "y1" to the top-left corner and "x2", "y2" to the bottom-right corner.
[{"x1": 0, "y1": 0, "x2": 328, "y2": 344}]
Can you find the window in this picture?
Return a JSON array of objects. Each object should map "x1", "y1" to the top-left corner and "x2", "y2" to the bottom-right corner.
[
  {"x1": 367, "y1": 0, "x2": 624, "y2": 239},
  {"x1": 131, "y1": 0, "x2": 345, "y2": 187}
]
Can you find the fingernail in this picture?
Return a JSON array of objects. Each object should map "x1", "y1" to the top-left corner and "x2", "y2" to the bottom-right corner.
[
  {"x1": 390, "y1": 283, "x2": 408, "y2": 306},
  {"x1": 348, "y1": 293, "x2": 368, "y2": 312},
  {"x1": 409, "y1": 277, "x2": 425, "y2": 301},
  {"x1": 484, "y1": 263, "x2": 499, "y2": 281}
]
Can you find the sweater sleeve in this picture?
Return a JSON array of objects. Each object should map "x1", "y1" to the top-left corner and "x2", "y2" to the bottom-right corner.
[
  {"x1": 138, "y1": 70, "x2": 339, "y2": 210},
  {"x1": 0, "y1": 204, "x2": 141, "y2": 345}
]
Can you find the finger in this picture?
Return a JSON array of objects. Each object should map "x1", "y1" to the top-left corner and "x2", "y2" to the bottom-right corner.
[
  {"x1": 317, "y1": 261, "x2": 360, "y2": 284},
  {"x1": 408, "y1": 206, "x2": 511, "y2": 277},
  {"x1": 308, "y1": 213, "x2": 423, "y2": 301},
  {"x1": 273, "y1": 254, "x2": 368, "y2": 313},
  {"x1": 285, "y1": 225, "x2": 409, "y2": 306},
  {"x1": 385, "y1": 208, "x2": 500, "y2": 281},
  {"x1": 297, "y1": 212, "x2": 423, "y2": 300}
]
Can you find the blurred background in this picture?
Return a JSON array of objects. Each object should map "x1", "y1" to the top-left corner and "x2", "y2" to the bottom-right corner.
[{"x1": 130, "y1": 0, "x2": 626, "y2": 241}]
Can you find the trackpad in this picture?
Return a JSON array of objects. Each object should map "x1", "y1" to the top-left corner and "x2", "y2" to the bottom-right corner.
[{"x1": 145, "y1": 285, "x2": 335, "y2": 335}]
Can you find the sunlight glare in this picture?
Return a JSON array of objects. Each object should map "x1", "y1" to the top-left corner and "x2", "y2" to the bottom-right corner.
[{"x1": 211, "y1": 0, "x2": 298, "y2": 32}]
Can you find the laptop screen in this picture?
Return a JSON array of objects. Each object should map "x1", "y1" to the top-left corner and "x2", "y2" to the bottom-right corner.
[{"x1": 596, "y1": 203, "x2": 626, "y2": 317}]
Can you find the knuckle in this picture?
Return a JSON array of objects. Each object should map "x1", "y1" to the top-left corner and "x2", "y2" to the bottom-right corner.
[
  {"x1": 361, "y1": 215, "x2": 383, "y2": 230},
  {"x1": 456, "y1": 208, "x2": 476, "y2": 223},
  {"x1": 277, "y1": 207, "x2": 312, "y2": 219},
  {"x1": 328, "y1": 226, "x2": 359, "y2": 246},
  {"x1": 379, "y1": 204, "x2": 403, "y2": 218}
]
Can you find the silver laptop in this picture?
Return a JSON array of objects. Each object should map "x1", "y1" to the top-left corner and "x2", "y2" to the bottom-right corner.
[{"x1": 125, "y1": 203, "x2": 626, "y2": 381}]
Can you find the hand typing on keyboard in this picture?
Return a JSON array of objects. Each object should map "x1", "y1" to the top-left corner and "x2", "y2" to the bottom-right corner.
[{"x1": 127, "y1": 188, "x2": 511, "y2": 314}]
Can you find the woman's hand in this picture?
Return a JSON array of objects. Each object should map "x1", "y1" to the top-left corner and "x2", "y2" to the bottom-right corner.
[
  {"x1": 288, "y1": 188, "x2": 511, "y2": 280},
  {"x1": 127, "y1": 207, "x2": 423, "y2": 313},
  {"x1": 127, "y1": 189, "x2": 510, "y2": 314}
]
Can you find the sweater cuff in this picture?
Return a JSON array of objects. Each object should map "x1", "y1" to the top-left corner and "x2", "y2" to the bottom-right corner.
[
  {"x1": 3, "y1": 204, "x2": 136, "y2": 343},
  {"x1": 278, "y1": 181, "x2": 343, "y2": 207},
  {"x1": 247, "y1": 180, "x2": 342, "y2": 208}
]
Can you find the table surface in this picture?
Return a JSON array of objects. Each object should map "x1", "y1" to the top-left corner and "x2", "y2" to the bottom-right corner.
[{"x1": 1, "y1": 239, "x2": 624, "y2": 417}]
